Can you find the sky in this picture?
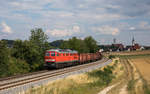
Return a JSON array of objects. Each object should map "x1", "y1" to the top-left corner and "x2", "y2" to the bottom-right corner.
[{"x1": 0, "y1": 0, "x2": 150, "y2": 46}]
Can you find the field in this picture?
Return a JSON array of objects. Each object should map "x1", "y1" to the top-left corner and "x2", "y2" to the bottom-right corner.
[
  {"x1": 106, "y1": 51, "x2": 150, "y2": 94},
  {"x1": 108, "y1": 50, "x2": 150, "y2": 56},
  {"x1": 130, "y1": 57, "x2": 150, "y2": 84}
]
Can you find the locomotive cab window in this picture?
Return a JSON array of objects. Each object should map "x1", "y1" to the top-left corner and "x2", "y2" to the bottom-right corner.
[
  {"x1": 51, "y1": 53, "x2": 55, "y2": 56},
  {"x1": 45, "y1": 53, "x2": 50, "y2": 56}
]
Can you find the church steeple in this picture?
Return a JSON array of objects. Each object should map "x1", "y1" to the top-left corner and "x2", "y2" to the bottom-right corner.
[
  {"x1": 132, "y1": 36, "x2": 135, "y2": 46},
  {"x1": 113, "y1": 38, "x2": 116, "y2": 44}
]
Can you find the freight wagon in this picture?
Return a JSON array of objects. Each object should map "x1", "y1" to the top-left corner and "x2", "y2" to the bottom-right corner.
[{"x1": 44, "y1": 49, "x2": 102, "y2": 68}]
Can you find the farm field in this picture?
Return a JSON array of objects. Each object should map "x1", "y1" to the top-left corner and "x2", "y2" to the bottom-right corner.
[
  {"x1": 130, "y1": 56, "x2": 150, "y2": 86},
  {"x1": 108, "y1": 50, "x2": 150, "y2": 56},
  {"x1": 106, "y1": 51, "x2": 150, "y2": 94}
]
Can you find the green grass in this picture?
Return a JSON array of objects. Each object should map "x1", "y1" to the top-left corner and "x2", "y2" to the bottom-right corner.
[
  {"x1": 141, "y1": 77, "x2": 150, "y2": 94},
  {"x1": 61, "y1": 83, "x2": 103, "y2": 94},
  {"x1": 127, "y1": 79, "x2": 136, "y2": 91}
]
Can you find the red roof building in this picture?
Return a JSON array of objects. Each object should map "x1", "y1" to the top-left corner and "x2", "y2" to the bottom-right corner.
[{"x1": 133, "y1": 43, "x2": 140, "y2": 50}]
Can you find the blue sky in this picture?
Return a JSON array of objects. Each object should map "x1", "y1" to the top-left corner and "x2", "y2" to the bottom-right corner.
[{"x1": 0, "y1": 0, "x2": 150, "y2": 46}]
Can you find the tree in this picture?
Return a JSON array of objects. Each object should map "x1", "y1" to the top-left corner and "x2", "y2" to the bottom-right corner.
[
  {"x1": 12, "y1": 40, "x2": 42, "y2": 71},
  {"x1": 29, "y1": 28, "x2": 49, "y2": 54},
  {"x1": 0, "y1": 41, "x2": 10, "y2": 77},
  {"x1": 60, "y1": 37, "x2": 89, "y2": 53},
  {"x1": 84, "y1": 36, "x2": 98, "y2": 53},
  {"x1": 12, "y1": 28, "x2": 50, "y2": 71},
  {"x1": 29, "y1": 28, "x2": 50, "y2": 70}
]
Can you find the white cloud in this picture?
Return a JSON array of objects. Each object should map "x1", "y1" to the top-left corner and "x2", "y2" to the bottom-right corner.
[
  {"x1": 59, "y1": 12, "x2": 74, "y2": 18},
  {"x1": 128, "y1": 21, "x2": 150, "y2": 31},
  {"x1": 46, "y1": 25, "x2": 81, "y2": 37},
  {"x1": 139, "y1": 21, "x2": 150, "y2": 30},
  {"x1": 1, "y1": 22, "x2": 13, "y2": 34},
  {"x1": 46, "y1": 29, "x2": 71, "y2": 37},
  {"x1": 93, "y1": 25, "x2": 120, "y2": 35},
  {"x1": 72, "y1": 25, "x2": 80, "y2": 32},
  {"x1": 129, "y1": 27, "x2": 136, "y2": 30}
]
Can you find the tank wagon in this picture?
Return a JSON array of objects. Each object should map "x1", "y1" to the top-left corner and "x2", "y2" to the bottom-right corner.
[{"x1": 44, "y1": 49, "x2": 102, "y2": 68}]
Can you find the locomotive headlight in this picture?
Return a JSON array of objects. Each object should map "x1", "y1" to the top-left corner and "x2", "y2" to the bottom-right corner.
[
  {"x1": 45, "y1": 59, "x2": 55, "y2": 62},
  {"x1": 50, "y1": 59, "x2": 55, "y2": 61}
]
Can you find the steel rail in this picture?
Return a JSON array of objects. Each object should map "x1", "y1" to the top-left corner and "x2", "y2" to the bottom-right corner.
[{"x1": 0, "y1": 70, "x2": 48, "y2": 81}]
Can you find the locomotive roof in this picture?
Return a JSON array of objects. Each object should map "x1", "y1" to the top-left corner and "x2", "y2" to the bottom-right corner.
[{"x1": 46, "y1": 49, "x2": 78, "y2": 53}]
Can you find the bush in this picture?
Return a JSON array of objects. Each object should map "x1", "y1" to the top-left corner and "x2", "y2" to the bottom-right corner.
[
  {"x1": 8, "y1": 57, "x2": 30, "y2": 75},
  {"x1": 109, "y1": 55, "x2": 115, "y2": 59},
  {"x1": 127, "y1": 80, "x2": 136, "y2": 91},
  {"x1": 88, "y1": 65, "x2": 115, "y2": 86}
]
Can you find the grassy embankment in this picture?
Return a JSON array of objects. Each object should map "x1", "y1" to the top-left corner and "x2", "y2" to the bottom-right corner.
[{"x1": 25, "y1": 58, "x2": 124, "y2": 94}]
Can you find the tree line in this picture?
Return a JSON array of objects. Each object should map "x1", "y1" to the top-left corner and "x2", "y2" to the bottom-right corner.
[{"x1": 0, "y1": 28, "x2": 99, "y2": 77}]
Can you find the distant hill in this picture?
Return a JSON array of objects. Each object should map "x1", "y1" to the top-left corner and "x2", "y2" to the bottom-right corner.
[
  {"x1": 49, "y1": 40, "x2": 64, "y2": 48},
  {"x1": 144, "y1": 46, "x2": 150, "y2": 50},
  {"x1": 1, "y1": 39, "x2": 64, "y2": 48},
  {"x1": 1, "y1": 39, "x2": 14, "y2": 48}
]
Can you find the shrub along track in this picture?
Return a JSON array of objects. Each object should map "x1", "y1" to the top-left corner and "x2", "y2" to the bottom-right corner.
[{"x1": 0, "y1": 58, "x2": 108, "y2": 92}]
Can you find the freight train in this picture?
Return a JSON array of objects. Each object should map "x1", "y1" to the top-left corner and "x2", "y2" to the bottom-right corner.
[{"x1": 44, "y1": 49, "x2": 102, "y2": 68}]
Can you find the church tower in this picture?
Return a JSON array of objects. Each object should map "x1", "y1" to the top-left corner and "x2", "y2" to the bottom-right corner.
[
  {"x1": 113, "y1": 38, "x2": 116, "y2": 44},
  {"x1": 132, "y1": 36, "x2": 135, "y2": 46}
]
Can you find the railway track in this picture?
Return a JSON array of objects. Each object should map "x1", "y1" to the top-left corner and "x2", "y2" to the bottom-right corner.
[
  {"x1": 0, "y1": 58, "x2": 109, "y2": 92},
  {"x1": 0, "y1": 70, "x2": 49, "y2": 81}
]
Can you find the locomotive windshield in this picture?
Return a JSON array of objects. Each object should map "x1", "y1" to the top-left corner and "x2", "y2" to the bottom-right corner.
[
  {"x1": 45, "y1": 51, "x2": 55, "y2": 56},
  {"x1": 45, "y1": 52, "x2": 50, "y2": 56},
  {"x1": 51, "y1": 53, "x2": 55, "y2": 56}
]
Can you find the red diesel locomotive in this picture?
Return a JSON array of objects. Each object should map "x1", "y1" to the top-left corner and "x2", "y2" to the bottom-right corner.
[{"x1": 44, "y1": 49, "x2": 102, "y2": 68}]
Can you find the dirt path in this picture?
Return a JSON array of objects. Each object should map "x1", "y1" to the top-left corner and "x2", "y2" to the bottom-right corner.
[
  {"x1": 119, "y1": 85, "x2": 127, "y2": 94},
  {"x1": 98, "y1": 83, "x2": 119, "y2": 94}
]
